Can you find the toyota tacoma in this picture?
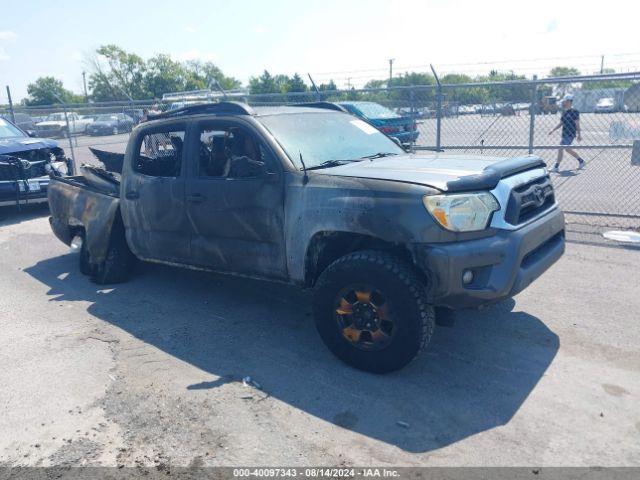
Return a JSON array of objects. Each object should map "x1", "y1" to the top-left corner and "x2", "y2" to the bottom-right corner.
[{"x1": 47, "y1": 102, "x2": 565, "y2": 373}]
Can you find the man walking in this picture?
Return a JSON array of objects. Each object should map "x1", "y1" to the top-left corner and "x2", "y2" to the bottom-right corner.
[{"x1": 548, "y1": 94, "x2": 585, "y2": 172}]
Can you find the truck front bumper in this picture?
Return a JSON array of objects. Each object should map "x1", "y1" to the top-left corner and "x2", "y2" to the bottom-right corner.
[{"x1": 413, "y1": 208, "x2": 565, "y2": 309}]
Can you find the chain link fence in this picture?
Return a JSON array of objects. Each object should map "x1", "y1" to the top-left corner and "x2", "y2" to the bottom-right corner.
[{"x1": 2, "y1": 72, "x2": 639, "y2": 243}]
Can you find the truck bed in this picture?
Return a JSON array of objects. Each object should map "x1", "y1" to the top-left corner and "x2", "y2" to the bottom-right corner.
[{"x1": 48, "y1": 174, "x2": 122, "y2": 263}]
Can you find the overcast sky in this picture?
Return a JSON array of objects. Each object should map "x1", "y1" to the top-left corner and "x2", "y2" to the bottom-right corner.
[{"x1": 1, "y1": 0, "x2": 639, "y2": 102}]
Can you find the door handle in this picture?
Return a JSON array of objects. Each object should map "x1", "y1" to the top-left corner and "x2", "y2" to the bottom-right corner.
[
  {"x1": 125, "y1": 190, "x2": 139, "y2": 200},
  {"x1": 187, "y1": 193, "x2": 206, "y2": 204}
]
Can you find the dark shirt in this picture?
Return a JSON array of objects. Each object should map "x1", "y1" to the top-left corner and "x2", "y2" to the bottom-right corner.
[{"x1": 561, "y1": 108, "x2": 580, "y2": 138}]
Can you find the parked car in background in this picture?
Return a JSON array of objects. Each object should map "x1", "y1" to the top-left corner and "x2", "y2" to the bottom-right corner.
[
  {"x1": 0, "y1": 117, "x2": 73, "y2": 207},
  {"x1": 86, "y1": 114, "x2": 134, "y2": 136},
  {"x1": 1, "y1": 113, "x2": 37, "y2": 133},
  {"x1": 595, "y1": 97, "x2": 616, "y2": 113},
  {"x1": 124, "y1": 108, "x2": 145, "y2": 125},
  {"x1": 338, "y1": 101, "x2": 419, "y2": 143},
  {"x1": 513, "y1": 103, "x2": 530, "y2": 112},
  {"x1": 35, "y1": 112, "x2": 93, "y2": 138},
  {"x1": 458, "y1": 105, "x2": 476, "y2": 115}
]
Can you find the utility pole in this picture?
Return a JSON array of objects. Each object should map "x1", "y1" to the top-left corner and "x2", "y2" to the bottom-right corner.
[
  {"x1": 82, "y1": 71, "x2": 88, "y2": 102},
  {"x1": 600, "y1": 55, "x2": 604, "y2": 74},
  {"x1": 346, "y1": 78, "x2": 352, "y2": 89},
  {"x1": 388, "y1": 58, "x2": 394, "y2": 86}
]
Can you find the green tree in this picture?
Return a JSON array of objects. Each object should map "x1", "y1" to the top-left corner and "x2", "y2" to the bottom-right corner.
[
  {"x1": 475, "y1": 70, "x2": 529, "y2": 103},
  {"x1": 184, "y1": 60, "x2": 242, "y2": 91},
  {"x1": 364, "y1": 79, "x2": 387, "y2": 89},
  {"x1": 548, "y1": 67, "x2": 582, "y2": 96},
  {"x1": 88, "y1": 45, "x2": 147, "y2": 101},
  {"x1": 288, "y1": 73, "x2": 308, "y2": 93},
  {"x1": 439, "y1": 73, "x2": 485, "y2": 104},
  {"x1": 86, "y1": 45, "x2": 242, "y2": 100},
  {"x1": 144, "y1": 54, "x2": 187, "y2": 98},
  {"x1": 549, "y1": 66, "x2": 581, "y2": 78},
  {"x1": 26, "y1": 77, "x2": 74, "y2": 105},
  {"x1": 273, "y1": 74, "x2": 291, "y2": 93},
  {"x1": 318, "y1": 80, "x2": 337, "y2": 91},
  {"x1": 249, "y1": 70, "x2": 278, "y2": 94}
]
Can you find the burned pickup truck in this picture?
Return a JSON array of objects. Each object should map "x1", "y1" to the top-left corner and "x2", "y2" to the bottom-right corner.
[
  {"x1": 48, "y1": 102, "x2": 565, "y2": 373},
  {"x1": 1, "y1": 117, "x2": 73, "y2": 207}
]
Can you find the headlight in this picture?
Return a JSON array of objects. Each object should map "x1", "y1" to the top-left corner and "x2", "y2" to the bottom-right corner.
[
  {"x1": 423, "y1": 192, "x2": 500, "y2": 232},
  {"x1": 47, "y1": 161, "x2": 68, "y2": 176}
]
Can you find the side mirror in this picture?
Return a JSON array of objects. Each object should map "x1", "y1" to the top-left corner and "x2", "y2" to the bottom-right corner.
[{"x1": 26, "y1": 130, "x2": 38, "y2": 138}]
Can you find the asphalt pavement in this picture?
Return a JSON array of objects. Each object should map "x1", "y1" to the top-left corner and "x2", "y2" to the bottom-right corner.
[{"x1": 0, "y1": 207, "x2": 639, "y2": 467}]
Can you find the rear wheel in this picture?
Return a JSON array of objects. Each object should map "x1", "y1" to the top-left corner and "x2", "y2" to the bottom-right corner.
[
  {"x1": 313, "y1": 250, "x2": 435, "y2": 373},
  {"x1": 90, "y1": 223, "x2": 135, "y2": 284}
]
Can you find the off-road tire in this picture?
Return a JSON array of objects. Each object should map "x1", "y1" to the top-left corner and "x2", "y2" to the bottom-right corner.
[
  {"x1": 90, "y1": 223, "x2": 135, "y2": 284},
  {"x1": 313, "y1": 250, "x2": 435, "y2": 373}
]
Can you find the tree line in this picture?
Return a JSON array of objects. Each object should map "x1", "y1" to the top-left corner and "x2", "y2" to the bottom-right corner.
[{"x1": 21, "y1": 45, "x2": 634, "y2": 106}]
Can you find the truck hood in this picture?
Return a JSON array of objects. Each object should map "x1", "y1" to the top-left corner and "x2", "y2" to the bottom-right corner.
[
  {"x1": 313, "y1": 153, "x2": 546, "y2": 192},
  {"x1": 0, "y1": 136, "x2": 59, "y2": 155}
]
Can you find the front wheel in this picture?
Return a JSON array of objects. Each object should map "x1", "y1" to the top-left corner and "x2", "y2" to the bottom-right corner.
[{"x1": 313, "y1": 250, "x2": 435, "y2": 373}]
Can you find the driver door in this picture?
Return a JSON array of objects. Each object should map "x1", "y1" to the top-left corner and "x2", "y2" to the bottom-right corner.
[{"x1": 184, "y1": 119, "x2": 287, "y2": 279}]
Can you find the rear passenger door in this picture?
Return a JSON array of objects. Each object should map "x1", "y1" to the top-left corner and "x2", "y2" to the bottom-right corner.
[
  {"x1": 120, "y1": 121, "x2": 192, "y2": 263},
  {"x1": 184, "y1": 119, "x2": 287, "y2": 279}
]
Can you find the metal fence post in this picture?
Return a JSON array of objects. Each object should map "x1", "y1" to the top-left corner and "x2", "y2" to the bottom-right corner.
[
  {"x1": 6, "y1": 86, "x2": 15, "y2": 124},
  {"x1": 52, "y1": 93, "x2": 76, "y2": 169},
  {"x1": 430, "y1": 65, "x2": 442, "y2": 150},
  {"x1": 528, "y1": 75, "x2": 537, "y2": 154}
]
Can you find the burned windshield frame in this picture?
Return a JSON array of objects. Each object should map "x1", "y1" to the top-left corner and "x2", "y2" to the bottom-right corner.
[{"x1": 259, "y1": 112, "x2": 404, "y2": 169}]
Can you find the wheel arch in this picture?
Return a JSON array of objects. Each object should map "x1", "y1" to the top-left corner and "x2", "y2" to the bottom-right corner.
[{"x1": 303, "y1": 231, "x2": 424, "y2": 287}]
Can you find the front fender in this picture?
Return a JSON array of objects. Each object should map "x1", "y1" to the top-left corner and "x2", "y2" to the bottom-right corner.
[{"x1": 284, "y1": 173, "x2": 440, "y2": 282}]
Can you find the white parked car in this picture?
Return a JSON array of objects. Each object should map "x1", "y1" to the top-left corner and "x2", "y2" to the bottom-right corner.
[
  {"x1": 595, "y1": 97, "x2": 616, "y2": 113},
  {"x1": 35, "y1": 112, "x2": 93, "y2": 138}
]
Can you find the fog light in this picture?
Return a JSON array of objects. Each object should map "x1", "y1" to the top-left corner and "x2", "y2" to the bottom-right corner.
[{"x1": 462, "y1": 270, "x2": 474, "y2": 285}]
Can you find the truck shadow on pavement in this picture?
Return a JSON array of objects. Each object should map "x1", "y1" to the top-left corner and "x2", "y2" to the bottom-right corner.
[{"x1": 26, "y1": 254, "x2": 559, "y2": 454}]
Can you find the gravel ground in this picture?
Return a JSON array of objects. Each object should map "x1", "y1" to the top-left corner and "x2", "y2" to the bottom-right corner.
[{"x1": 0, "y1": 206, "x2": 639, "y2": 467}]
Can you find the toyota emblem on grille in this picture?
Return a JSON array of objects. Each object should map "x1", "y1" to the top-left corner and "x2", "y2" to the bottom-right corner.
[
  {"x1": 532, "y1": 185, "x2": 546, "y2": 206},
  {"x1": 20, "y1": 159, "x2": 32, "y2": 170}
]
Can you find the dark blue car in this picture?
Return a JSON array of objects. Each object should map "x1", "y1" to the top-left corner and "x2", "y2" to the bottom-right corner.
[
  {"x1": 0, "y1": 117, "x2": 73, "y2": 208},
  {"x1": 338, "y1": 101, "x2": 419, "y2": 143}
]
